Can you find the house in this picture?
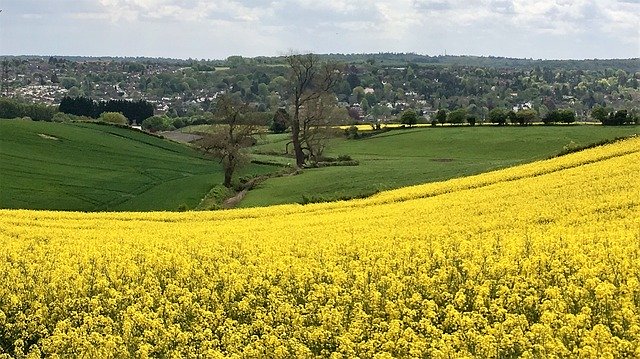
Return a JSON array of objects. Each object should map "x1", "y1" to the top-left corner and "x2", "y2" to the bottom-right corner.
[{"x1": 513, "y1": 102, "x2": 533, "y2": 112}]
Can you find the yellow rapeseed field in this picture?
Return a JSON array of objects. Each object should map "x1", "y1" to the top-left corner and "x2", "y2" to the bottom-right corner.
[{"x1": 1, "y1": 137, "x2": 639, "y2": 358}]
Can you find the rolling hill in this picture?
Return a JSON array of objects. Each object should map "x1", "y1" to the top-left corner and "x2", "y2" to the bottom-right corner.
[{"x1": 0, "y1": 120, "x2": 275, "y2": 211}]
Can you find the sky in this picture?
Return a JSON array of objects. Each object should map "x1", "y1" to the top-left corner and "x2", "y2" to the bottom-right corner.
[{"x1": 0, "y1": 0, "x2": 638, "y2": 60}]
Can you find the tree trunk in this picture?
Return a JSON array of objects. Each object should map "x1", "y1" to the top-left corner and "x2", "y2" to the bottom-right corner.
[
  {"x1": 223, "y1": 155, "x2": 234, "y2": 188},
  {"x1": 223, "y1": 167, "x2": 233, "y2": 188},
  {"x1": 291, "y1": 106, "x2": 305, "y2": 168}
]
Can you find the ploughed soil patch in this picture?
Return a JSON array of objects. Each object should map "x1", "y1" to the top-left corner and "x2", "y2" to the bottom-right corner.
[{"x1": 161, "y1": 131, "x2": 203, "y2": 144}]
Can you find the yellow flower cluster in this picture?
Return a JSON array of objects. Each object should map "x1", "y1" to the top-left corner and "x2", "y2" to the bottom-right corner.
[{"x1": 1, "y1": 137, "x2": 639, "y2": 358}]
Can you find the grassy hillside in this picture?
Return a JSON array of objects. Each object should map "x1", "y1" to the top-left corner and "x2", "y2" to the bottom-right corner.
[
  {"x1": 242, "y1": 125, "x2": 639, "y2": 207},
  {"x1": 0, "y1": 120, "x2": 275, "y2": 211}
]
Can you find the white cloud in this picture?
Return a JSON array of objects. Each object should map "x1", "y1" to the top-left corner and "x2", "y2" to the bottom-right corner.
[{"x1": 1, "y1": 0, "x2": 638, "y2": 58}]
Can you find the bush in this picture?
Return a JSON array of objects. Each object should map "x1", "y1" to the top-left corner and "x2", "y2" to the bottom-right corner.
[
  {"x1": 99, "y1": 112, "x2": 128, "y2": 125},
  {"x1": 52, "y1": 113, "x2": 71, "y2": 122},
  {"x1": 345, "y1": 125, "x2": 360, "y2": 139},
  {"x1": 602, "y1": 110, "x2": 635, "y2": 126},
  {"x1": 142, "y1": 115, "x2": 175, "y2": 132},
  {"x1": 467, "y1": 116, "x2": 477, "y2": 126},
  {"x1": 172, "y1": 118, "x2": 186, "y2": 129}
]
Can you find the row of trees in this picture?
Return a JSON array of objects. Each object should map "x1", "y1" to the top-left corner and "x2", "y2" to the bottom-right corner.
[
  {"x1": 0, "y1": 97, "x2": 56, "y2": 121},
  {"x1": 58, "y1": 97, "x2": 153, "y2": 124},
  {"x1": 397, "y1": 106, "x2": 637, "y2": 127}
]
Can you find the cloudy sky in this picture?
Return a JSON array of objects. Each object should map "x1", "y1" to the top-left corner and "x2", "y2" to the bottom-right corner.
[{"x1": 1, "y1": 0, "x2": 638, "y2": 60}]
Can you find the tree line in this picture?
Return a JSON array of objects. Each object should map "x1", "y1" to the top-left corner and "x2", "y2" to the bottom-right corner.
[
  {"x1": 58, "y1": 97, "x2": 154, "y2": 124},
  {"x1": 395, "y1": 105, "x2": 637, "y2": 127},
  {"x1": 0, "y1": 97, "x2": 56, "y2": 121}
]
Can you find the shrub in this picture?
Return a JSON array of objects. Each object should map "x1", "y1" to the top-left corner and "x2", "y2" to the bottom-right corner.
[
  {"x1": 345, "y1": 125, "x2": 360, "y2": 139},
  {"x1": 99, "y1": 112, "x2": 128, "y2": 125},
  {"x1": 52, "y1": 113, "x2": 70, "y2": 122},
  {"x1": 142, "y1": 115, "x2": 175, "y2": 132},
  {"x1": 602, "y1": 110, "x2": 635, "y2": 126},
  {"x1": 467, "y1": 116, "x2": 477, "y2": 126}
]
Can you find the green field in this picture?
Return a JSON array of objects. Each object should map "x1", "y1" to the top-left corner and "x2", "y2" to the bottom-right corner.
[
  {"x1": 240, "y1": 125, "x2": 639, "y2": 207},
  {"x1": 0, "y1": 120, "x2": 275, "y2": 211}
]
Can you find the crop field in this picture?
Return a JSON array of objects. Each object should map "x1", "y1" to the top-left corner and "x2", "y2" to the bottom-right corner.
[
  {"x1": 1, "y1": 137, "x2": 638, "y2": 357},
  {"x1": 0, "y1": 120, "x2": 275, "y2": 211},
  {"x1": 243, "y1": 125, "x2": 640, "y2": 207}
]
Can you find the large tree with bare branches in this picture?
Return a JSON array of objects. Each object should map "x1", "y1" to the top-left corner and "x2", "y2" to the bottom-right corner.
[
  {"x1": 195, "y1": 94, "x2": 259, "y2": 188},
  {"x1": 285, "y1": 53, "x2": 342, "y2": 167}
]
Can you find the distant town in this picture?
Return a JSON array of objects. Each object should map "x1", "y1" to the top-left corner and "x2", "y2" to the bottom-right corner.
[{"x1": 1, "y1": 54, "x2": 638, "y2": 126}]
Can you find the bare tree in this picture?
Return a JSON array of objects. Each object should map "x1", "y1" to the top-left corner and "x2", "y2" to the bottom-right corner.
[
  {"x1": 285, "y1": 53, "x2": 342, "y2": 167},
  {"x1": 195, "y1": 94, "x2": 259, "y2": 188}
]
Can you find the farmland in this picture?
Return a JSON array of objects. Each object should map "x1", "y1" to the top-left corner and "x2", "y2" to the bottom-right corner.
[
  {"x1": 1, "y1": 137, "x2": 638, "y2": 357},
  {"x1": 0, "y1": 120, "x2": 275, "y2": 211},
  {"x1": 243, "y1": 125, "x2": 640, "y2": 207}
]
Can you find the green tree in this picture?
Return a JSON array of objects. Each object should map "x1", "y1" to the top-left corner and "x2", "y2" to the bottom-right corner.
[
  {"x1": 488, "y1": 108, "x2": 508, "y2": 125},
  {"x1": 99, "y1": 112, "x2": 128, "y2": 125},
  {"x1": 360, "y1": 98, "x2": 370, "y2": 114},
  {"x1": 142, "y1": 115, "x2": 174, "y2": 132},
  {"x1": 435, "y1": 109, "x2": 447, "y2": 125},
  {"x1": 352, "y1": 86, "x2": 365, "y2": 103},
  {"x1": 447, "y1": 108, "x2": 467, "y2": 125},
  {"x1": 269, "y1": 108, "x2": 289, "y2": 134},
  {"x1": 559, "y1": 109, "x2": 576, "y2": 124},
  {"x1": 514, "y1": 109, "x2": 537, "y2": 125},
  {"x1": 400, "y1": 109, "x2": 418, "y2": 127},
  {"x1": 591, "y1": 105, "x2": 609, "y2": 123}
]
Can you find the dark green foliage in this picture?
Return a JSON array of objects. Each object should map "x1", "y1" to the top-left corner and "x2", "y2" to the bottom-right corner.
[
  {"x1": 59, "y1": 96, "x2": 96, "y2": 117},
  {"x1": 488, "y1": 108, "x2": 508, "y2": 125},
  {"x1": 602, "y1": 110, "x2": 636, "y2": 126},
  {"x1": 543, "y1": 109, "x2": 576, "y2": 125},
  {"x1": 435, "y1": 109, "x2": 447, "y2": 125},
  {"x1": 591, "y1": 106, "x2": 609, "y2": 122},
  {"x1": 400, "y1": 109, "x2": 418, "y2": 126},
  {"x1": 269, "y1": 108, "x2": 289, "y2": 133},
  {"x1": 172, "y1": 118, "x2": 186, "y2": 129},
  {"x1": 0, "y1": 97, "x2": 57, "y2": 121},
  {"x1": 59, "y1": 96, "x2": 154, "y2": 124},
  {"x1": 467, "y1": 116, "x2": 477, "y2": 126},
  {"x1": 447, "y1": 108, "x2": 467, "y2": 125},
  {"x1": 142, "y1": 115, "x2": 174, "y2": 132},
  {"x1": 96, "y1": 99, "x2": 154, "y2": 125},
  {"x1": 345, "y1": 125, "x2": 360, "y2": 139},
  {"x1": 514, "y1": 109, "x2": 537, "y2": 125}
]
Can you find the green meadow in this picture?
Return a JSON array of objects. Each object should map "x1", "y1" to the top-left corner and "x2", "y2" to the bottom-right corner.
[
  {"x1": 240, "y1": 125, "x2": 639, "y2": 207},
  {"x1": 0, "y1": 120, "x2": 274, "y2": 211}
]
